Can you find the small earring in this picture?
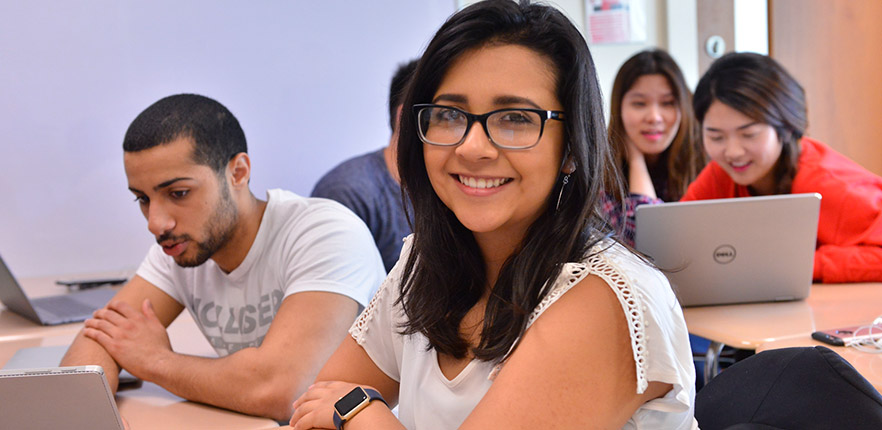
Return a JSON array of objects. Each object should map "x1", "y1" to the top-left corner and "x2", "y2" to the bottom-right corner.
[{"x1": 555, "y1": 174, "x2": 570, "y2": 212}]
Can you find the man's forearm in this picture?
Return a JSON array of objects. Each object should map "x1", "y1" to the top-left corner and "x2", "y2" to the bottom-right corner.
[
  {"x1": 146, "y1": 347, "x2": 309, "y2": 421},
  {"x1": 63, "y1": 328, "x2": 304, "y2": 421},
  {"x1": 60, "y1": 331, "x2": 122, "y2": 392}
]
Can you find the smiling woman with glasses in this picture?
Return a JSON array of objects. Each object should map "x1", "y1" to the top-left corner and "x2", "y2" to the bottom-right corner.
[{"x1": 289, "y1": 1, "x2": 697, "y2": 429}]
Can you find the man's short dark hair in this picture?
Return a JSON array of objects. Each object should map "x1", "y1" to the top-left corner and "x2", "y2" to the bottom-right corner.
[
  {"x1": 388, "y1": 59, "x2": 419, "y2": 132},
  {"x1": 123, "y1": 94, "x2": 247, "y2": 173}
]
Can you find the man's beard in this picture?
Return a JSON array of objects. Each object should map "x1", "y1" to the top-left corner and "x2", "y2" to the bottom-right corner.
[{"x1": 159, "y1": 181, "x2": 239, "y2": 268}]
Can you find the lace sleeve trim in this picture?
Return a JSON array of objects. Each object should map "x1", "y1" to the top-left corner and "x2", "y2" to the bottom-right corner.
[
  {"x1": 582, "y1": 251, "x2": 649, "y2": 393},
  {"x1": 490, "y1": 249, "x2": 649, "y2": 394},
  {"x1": 350, "y1": 236, "x2": 413, "y2": 345},
  {"x1": 349, "y1": 274, "x2": 389, "y2": 345}
]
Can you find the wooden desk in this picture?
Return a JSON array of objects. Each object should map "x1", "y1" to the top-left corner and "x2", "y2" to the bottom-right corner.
[
  {"x1": 684, "y1": 283, "x2": 882, "y2": 348},
  {"x1": 1, "y1": 274, "x2": 279, "y2": 429},
  {"x1": 683, "y1": 299, "x2": 815, "y2": 349},
  {"x1": 683, "y1": 283, "x2": 882, "y2": 385}
]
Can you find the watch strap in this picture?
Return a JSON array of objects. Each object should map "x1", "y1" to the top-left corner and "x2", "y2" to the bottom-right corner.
[
  {"x1": 333, "y1": 410, "x2": 344, "y2": 430},
  {"x1": 362, "y1": 388, "x2": 388, "y2": 407}
]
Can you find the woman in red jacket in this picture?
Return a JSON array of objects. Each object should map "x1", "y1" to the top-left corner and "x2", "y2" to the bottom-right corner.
[{"x1": 682, "y1": 52, "x2": 882, "y2": 283}]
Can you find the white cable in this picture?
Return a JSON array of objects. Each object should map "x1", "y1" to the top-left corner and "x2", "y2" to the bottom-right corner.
[{"x1": 845, "y1": 316, "x2": 882, "y2": 354}]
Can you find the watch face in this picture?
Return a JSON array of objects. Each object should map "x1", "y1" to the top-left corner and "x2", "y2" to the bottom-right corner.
[{"x1": 335, "y1": 387, "x2": 368, "y2": 416}]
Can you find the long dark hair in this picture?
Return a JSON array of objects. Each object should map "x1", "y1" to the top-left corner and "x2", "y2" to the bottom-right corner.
[
  {"x1": 608, "y1": 49, "x2": 704, "y2": 201},
  {"x1": 396, "y1": 0, "x2": 617, "y2": 360},
  {"x1": 693, "y1": 52, "x2": 807, "y2": 194}
]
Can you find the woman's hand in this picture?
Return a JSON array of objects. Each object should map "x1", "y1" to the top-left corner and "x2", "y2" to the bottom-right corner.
[
  {"x1": 293, "y1": 381, "x2": 398, "y2": 430},
  {"x1": 290, "y1": 381, "x2": 357, "y2": 429},
  {"x1": 625, "y1": 138, "x2": 647, "y2": 167},
  {"x1": 624, "y1": 139, "x2": 657, "y2": 199},
  {"x1": 291, "y1": 381, "x2": 403, "y2": 430}
]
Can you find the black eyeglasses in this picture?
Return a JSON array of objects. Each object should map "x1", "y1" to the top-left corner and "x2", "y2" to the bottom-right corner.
[{"x1": 413, "y1": 104, "x2": 565, "y2": 150}]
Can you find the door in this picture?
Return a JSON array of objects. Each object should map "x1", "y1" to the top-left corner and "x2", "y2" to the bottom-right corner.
[{"x1": 770, "y1": 0, "x2": 882, "y2": 176}]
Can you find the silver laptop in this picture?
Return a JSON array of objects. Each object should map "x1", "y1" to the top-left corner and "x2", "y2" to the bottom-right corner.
[
  {"x1": 0, "y1": 254, "x2": 118, "y2": 325},
  {"x1": 0, "y1": 365, "x2": 124, "y2": 430},
  {"x1": 3, "y1": 345, "x2": 141, "y2": 386},
  {"x1": 635, "y1": 193, "x2": 821, "y2": 307}
]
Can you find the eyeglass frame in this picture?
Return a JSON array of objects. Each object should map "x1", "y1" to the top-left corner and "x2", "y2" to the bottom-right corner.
[{"x1": 412, "y1": 103, "x2": 566, "y2": 150}]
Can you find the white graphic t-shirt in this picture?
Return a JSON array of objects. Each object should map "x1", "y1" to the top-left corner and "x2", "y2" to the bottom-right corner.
[{"x1": 137, "y1": 189, "x2": 385, "y2": 356}]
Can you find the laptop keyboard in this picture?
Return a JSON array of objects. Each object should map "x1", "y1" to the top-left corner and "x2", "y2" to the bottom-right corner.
[{"x1": 32, "y1": 296, "x2": 96, "y2": 318}]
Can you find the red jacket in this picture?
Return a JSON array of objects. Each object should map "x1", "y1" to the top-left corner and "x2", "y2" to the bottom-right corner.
[{"x1": 682, "y1": 138, "x2": 882, "y2": 283}]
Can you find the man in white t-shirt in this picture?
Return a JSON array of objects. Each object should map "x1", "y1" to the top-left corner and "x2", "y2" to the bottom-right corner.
[{"x1": 60, "y1": 94, "x2": 385, "y2": 421}]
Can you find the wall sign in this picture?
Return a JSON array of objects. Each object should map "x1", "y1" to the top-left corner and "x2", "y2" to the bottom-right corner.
[{"x1": 585, "y1": 0, "x2": 647, "y2": 44}]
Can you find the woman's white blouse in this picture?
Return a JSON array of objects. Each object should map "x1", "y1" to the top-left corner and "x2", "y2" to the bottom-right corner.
[{"x1": 350, "y1": 236, "x2": 698, "y2": 430}]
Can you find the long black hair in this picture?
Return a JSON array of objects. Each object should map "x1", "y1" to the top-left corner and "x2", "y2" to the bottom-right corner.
[
  {"x1": 693, "y1": 52, "x2": 807, "y2": 194},
  {"x1": 396, "y1": 0, "x2": 618, "y2": 360}
]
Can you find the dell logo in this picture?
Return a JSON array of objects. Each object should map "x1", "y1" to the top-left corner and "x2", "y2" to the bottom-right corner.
[{"x1": 713, "y1": 245, "x2": 736, "y2": 264}]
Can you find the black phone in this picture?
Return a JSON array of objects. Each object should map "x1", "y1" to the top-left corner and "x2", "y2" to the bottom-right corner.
[{"x1": 811, "y1": 326, "x2": 878, "y2": 347}]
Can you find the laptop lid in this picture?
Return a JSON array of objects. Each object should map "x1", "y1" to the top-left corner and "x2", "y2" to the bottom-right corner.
[
  {"x1": 0, "y1": 254, "x2": 117, "y2": 325},
  {"x1": 634, "y1": 193, "x2": 821, "y2": 307},
  {"x1": 0, "y1": 365, "x2": 124, "y2": 430},
  {"x1": 0, "y1": 254, "x2": 43, "y2": 323},
  {"x1": 3, "y1": 345, "x2": 140, "y2": 386}
]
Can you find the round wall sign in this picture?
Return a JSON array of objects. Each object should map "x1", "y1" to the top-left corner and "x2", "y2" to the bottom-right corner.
[{"x1": 706, "y1": 35, "x2": 726, "y2": 59}]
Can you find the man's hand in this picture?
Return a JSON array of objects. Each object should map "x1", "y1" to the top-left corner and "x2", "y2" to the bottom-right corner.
[{"x1": 83, "y1": 298, "x2": 173, "y2": 381}]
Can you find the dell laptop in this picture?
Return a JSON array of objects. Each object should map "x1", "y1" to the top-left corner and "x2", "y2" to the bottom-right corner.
[{"x1": 635, "y1": 193, "x2": 821, "y2": 307}]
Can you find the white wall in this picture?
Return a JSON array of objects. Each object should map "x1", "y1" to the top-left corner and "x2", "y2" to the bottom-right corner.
[
  {"x1": 734, "y1": 0, "x2": 769, "y2": 54},
  {"x1": 458, "y1": 0, "x2": 696, "y2": 118},
  {"x1": 546, "y1": 0, "x2": 666, "y2": 107},
  {"x1": 666, "y1": 0, "x2": 700, "y2": 89},
  {"x1": 2, "y1": 0, "x2": 709, "y2": 278},
  {"x1": 0, "y1": 1, "x2": 455, "y2": 278}
]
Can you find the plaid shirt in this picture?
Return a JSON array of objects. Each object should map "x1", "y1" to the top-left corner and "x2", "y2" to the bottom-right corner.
[{"x1": 601, "y1": 193, "x2": 661, "y2": 246}]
